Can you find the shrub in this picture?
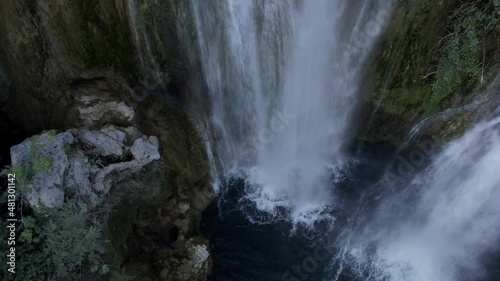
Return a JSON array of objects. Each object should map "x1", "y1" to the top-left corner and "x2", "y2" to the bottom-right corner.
[
  {"x1": 426, "y1": 0, "x2": 499, "y2": 114},
  {"x1": 41, "y1": 200, "x2": 107, "y2": 278},
  {"x1": 0, "y1": 197, "x2": 107, "y2": 281}
]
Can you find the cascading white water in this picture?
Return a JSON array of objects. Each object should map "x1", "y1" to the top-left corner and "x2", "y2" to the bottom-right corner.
[
  {"x1": 332, "y1": 115, "x2": 500, "y2": 281},
  {"x1": 191, "y1": 0, "x2": 392, "y2": 225}
]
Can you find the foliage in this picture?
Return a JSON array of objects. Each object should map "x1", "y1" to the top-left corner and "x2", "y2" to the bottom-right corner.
[
  {"x1": 19, "y1": 216, "x2": 41, "y2": 244},
  {"x1": 33, "y1": 156, "x2": 53, "y2": 172},
  {"x1": 426, "y1": 0, "x2": 499, "y2": 114},
  {"x1": 12, "y1": 135, "x2": 55, "y2": 184},
  {"x1": 0, "y1": 198, "x2": 108, "y2": 281},
  {"x1": 42, "y1": 200, "x2": 107, "y2": 278},
  {"x1": 372, "y1": 0, "x2": 499, "y2": 132},
  {"x1": 47, "y1": 130, "x2": 57, "y2": 144},
  {"x1": 0, "y1": 218, "x2": 52, "y2": 281}
]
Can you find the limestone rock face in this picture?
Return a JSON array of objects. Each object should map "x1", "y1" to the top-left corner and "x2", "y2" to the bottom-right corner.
[
  {"x1": 359, "y1": 0, "x2": 499, "y2": 145},
  {"x1": 64, "y1": 150, "x2": 96, "y2": 204},
  {"x1": 9, "y1": 121, "x2": 214, "y2": 281},
  {"x1": 76, "y1": 93, "x2": 135, "y2": 129},
  {"x1": 10, "y1": 132, "x2": 73, "y2": 208},
  {"x1": 131, "y1": 136, "x2": 161, "y2": 162},
  {"x1": 80, "y1": 126, "x2": 127, "y2": 156},
  {"x1": 10, "y1": 126, "x2": 160, "y2": 208},
  {"x1": 0, "y1": 0, "x2": 192, "y2": 133}
]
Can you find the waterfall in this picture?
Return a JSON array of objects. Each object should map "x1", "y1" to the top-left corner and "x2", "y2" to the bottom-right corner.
[
  {"x1": 190, "y1": 0, "x2": 392, "y2": 225},
  {"x1": 331, "y1": 115, "x2": 500, "y2": 281}
]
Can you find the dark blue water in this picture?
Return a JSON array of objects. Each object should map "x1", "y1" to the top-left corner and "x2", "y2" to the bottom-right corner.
[{"x1": 201, "y1": 142, "x2": 396, "y2": 281}]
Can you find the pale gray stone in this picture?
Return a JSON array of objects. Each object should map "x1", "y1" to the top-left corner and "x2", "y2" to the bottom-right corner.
[
  {"x1": 80, "y1": 126, "x2": 126, "y2": 156},
  {"x1": 130, "y1": 136, "x2": 161, "y2": 163},
  {"x1": 10, "y1": 131, "x2": 73, "y2": 208},
  {"x1": 76, "y1": 94, "x2": 135, "y2": 128}
]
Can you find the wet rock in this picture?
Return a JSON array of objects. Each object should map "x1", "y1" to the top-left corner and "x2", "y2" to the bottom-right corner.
[
  {"x1": 123, "y1": 262, "x2": 155, "y2": 281},
  {"x1": 178, "y1": 202, "x2": 190, "y2": 214},
  {"x1": 123, "y1": 126, "x2": 144, "y2": 144},
  {"x1": 191, "y1": 183, "x2": 216, "y2": 211}
]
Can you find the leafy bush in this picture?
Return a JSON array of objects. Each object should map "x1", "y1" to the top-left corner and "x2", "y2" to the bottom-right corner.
[
  {"x1": 426, "y1": 0, "x2": 499, "y2": 114},
  {"x1": 41, "y1": 201, "x2": 108, "y2": 278},
  {"x1": 0, "y1": 197, "x2": 107, "y2": 281}
]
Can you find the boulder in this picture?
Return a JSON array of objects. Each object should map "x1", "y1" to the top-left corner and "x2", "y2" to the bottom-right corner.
[
  {"x1": 10, "y1": 126, "x2": 161, "y2": 209},
  {"x1": 130, "y1": 136, "x2": 161, "y2": 163},
  {"x1": 174, "y1": 239, "x2": 211, "y2": 281},
  {"x1": 10, "y1": 131, "x2": 73, "y2": 208},
  {"x1": 80, "y1": 126, "x2": 127, "y2": 156},
  {"x1": 9, "y1": 112, "x2": 214, "y2": 281},
  {"x1": 76, "y1": 93, "x2": 135, "y2": 128},
  {"x1": 64, "y1": 150, "x2": 96, "y2": 204}
]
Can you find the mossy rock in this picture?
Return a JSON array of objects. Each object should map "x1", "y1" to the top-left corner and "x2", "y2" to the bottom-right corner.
[
  {"x1": 0, "y1": 0, "x2": 191, "y2": 134},
  {"x1": 362, "y1": 0, "x2": 499, "y2": 144},
  {"x1": 138, "y1": 96, "x2": 210, "y2": 188}
]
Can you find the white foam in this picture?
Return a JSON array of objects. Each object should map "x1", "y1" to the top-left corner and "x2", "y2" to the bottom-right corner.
[
  {"x1": 191, "y1": 0, "x2": 389, "y2": 225},
  {"x1": 333, "y1": 117, "x2": 500, "y2": 281}
]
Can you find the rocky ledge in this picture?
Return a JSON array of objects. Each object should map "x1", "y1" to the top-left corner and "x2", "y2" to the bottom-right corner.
[
  {"x1": 9, "y1": 124, "x2": 213, "y2": 281},
  {"x1": 6, "y1": 78, "x2": 214, "y2": 280}
]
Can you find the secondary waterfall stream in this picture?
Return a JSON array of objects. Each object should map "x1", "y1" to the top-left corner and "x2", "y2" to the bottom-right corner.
[
  {"x1": 329, "y1": 115, "x2": 500, "y2": 281},
  {"x1": 191, "y1": 0, "x2": 391, "y2": 225}
]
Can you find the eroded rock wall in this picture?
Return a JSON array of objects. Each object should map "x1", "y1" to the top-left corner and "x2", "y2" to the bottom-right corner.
[
  {"x1": 359, "y1": 0, "x2": 499, "y2": 145},
  {"x1": 0, "y1": 1, "x2": 213, "y2": 279},
  {"x1": 0, "y1": 0, "x2": 193, "y2": 133}
]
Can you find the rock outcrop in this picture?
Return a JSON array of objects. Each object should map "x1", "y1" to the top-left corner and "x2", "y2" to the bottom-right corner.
[
  {"x1": 0, "y1": 0, "x2": 193, "y2": 134},
  {"x1": 7, "y1": 61, "x2": 214, "y2": 280},
  {"x1": 10, "y1": 123, "x2": 213, "y2": 280},
  {"x1": 10, "y1": 125, "x2": 161, "y2": 207},
  {"x1": 0, "y1": 1, "x2": 213, "y2": 280}
]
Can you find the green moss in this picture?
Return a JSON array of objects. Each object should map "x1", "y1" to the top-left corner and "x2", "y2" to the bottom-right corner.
[
  {"x1": 104, "y1": 161, "x2": 166, "y2": 264},
  {"x1": 137, "y1": 0, "x2": 190, "y2": 85},
  {"x1": 366, "y1": 0, "x2": 499, "y2": 142},
  {"x1": 132, "y1": 98, "x2": 209, "y2": 197},
  {"x1": 372, "y1": 0, "x2": 454, "y2": 114},
  {"x1": 73, "y1": 0, "x2": 137, "y2": 78},
  {"x1": 428, "y1": 2, "x2": 498, "y2": 114}
]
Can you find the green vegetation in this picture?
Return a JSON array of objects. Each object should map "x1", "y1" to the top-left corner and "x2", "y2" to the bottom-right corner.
[
  {"x1": 0, "y1": 199, "x2": 107, "y2": 281},
  {"x1": 377, "y1": 0, "x2": 498, "y2": 115},
  {"x1": 0, "y1": 133, "x2": 108, "y2": 280},
  {"x1": 22, "y1": 137, "x2": 55, "y2": 183},
  {"x1": 366, "y1": 0, "x2": 499, "y2": 142},
  {"x1": 33, "y1": 156, "x2": 53, "y2": 173},
  {"x1": 41, "y1": 201, "x2": 108, "y2": 278},
  {"x1": 428, "y1": 0, "x2": 499, "y2": 114},
  {"x1": 47, "y1": 130, "x2": 57, "y2": 144}
]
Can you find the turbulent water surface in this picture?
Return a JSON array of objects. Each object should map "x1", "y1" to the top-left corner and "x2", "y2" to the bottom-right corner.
[
  {"x1": 328, "y1": 116, "x2": 500, "y2": 281},
  {"x1": 189, "y1": 1, "x2": 500, "y2": 280}
]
